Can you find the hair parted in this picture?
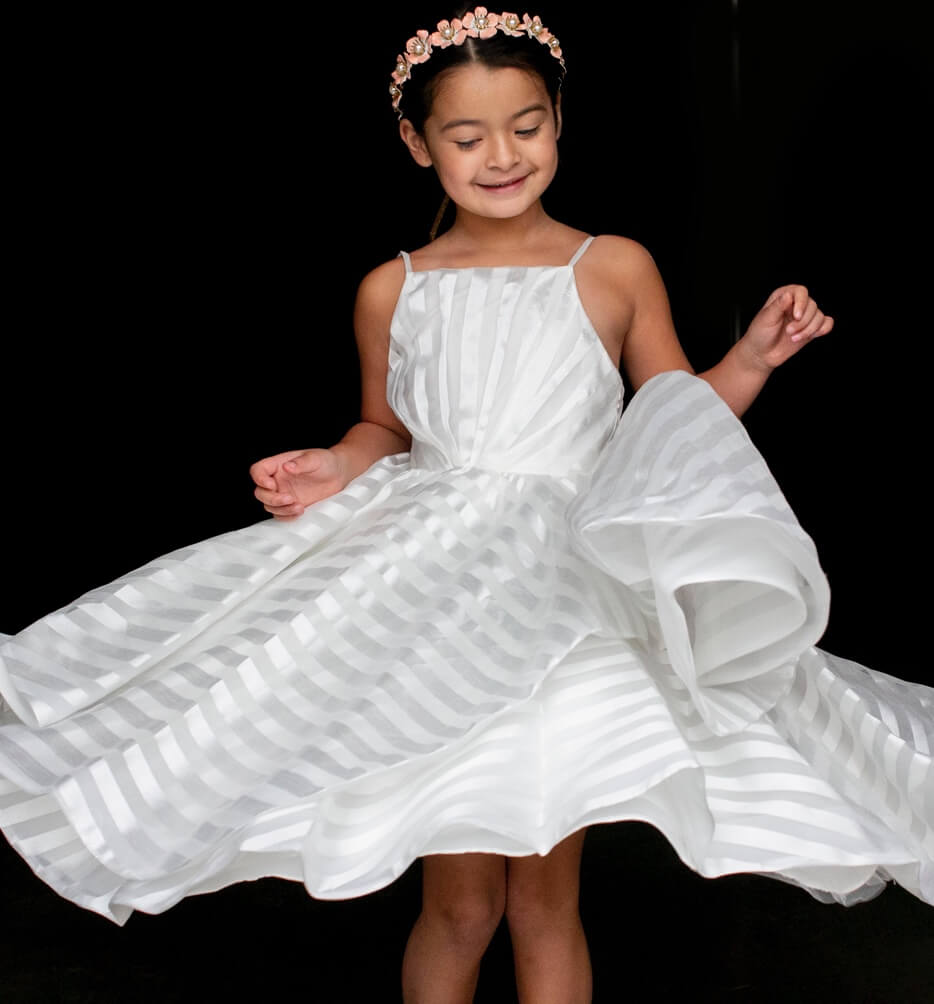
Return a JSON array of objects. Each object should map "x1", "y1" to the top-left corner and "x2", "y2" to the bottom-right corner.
[{"x1": 390, "y1": 9, "x2": 567, "y2": 133}]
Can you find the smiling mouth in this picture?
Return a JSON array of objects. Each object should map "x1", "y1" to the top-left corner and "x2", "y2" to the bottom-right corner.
[{"x1": 478, "y1": 176, "x2": 527, "y2": 191}]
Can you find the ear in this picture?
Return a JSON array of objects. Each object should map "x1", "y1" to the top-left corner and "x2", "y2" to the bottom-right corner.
[
  {"x1": 399, "y1": 119, "x2": 434, "y2": 168},
  {"x1": 554, "y1": 94, "x2": 563, "y2": 140}
]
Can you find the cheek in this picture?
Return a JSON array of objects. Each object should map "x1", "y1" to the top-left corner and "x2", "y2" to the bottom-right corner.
[
  {"x1": 436, "y1": 153, "x2": 476, "y2": 183},
  {"x1": 533, "y1": 137, "x2": 560, "y2": 171}
]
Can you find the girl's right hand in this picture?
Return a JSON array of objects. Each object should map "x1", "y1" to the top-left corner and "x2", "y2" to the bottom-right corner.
[{"x1": 250, "y1": 449, "x2": 346, "y2": 520}]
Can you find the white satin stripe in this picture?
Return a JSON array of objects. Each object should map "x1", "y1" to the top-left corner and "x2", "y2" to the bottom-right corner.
[
  {"x1": 1, "y1": 259, "x2": 932, "y2": 923},
  {"x1": 566, "y1": 371, "x2": 831, "y2": 735},
  {"x1": 389, "y1": 263, "x2": 624, "y2": 476}
]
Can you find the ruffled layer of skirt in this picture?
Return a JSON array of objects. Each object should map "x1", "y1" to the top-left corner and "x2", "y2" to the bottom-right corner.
[{"x1": 1, "y1": 373, "x2": 931, "y2": 923}]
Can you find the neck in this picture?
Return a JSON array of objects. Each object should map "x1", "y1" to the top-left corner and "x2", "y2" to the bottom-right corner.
[{"x1": 445, "y1": 201, "x2": 558, "y2": 252}]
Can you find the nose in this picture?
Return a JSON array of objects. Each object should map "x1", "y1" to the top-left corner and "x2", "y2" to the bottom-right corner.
[{"x1": 485, "y1": 131, "x2": 521, "y2": 171}]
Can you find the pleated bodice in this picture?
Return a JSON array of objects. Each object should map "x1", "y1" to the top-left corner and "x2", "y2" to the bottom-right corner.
[{"x1": 389, "y1": 244, "x2": 624, "y2": 478}]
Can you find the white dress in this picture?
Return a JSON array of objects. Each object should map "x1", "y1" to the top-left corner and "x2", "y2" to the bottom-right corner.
[{"x1": 1, "y1": 236, "x2": 931, "y2": 924}]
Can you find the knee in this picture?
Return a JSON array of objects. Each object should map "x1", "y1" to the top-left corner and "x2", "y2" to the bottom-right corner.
[
  {"x1": 423, "y1": 885, "x2": 505, "y2": 950},
  {"x1": 505, "y1": 875, "x2": 580, "y2": 939}
]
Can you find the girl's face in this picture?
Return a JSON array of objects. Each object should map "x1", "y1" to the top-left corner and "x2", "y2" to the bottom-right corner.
[{"x1": 401, "y1": 64, "x2": 562, "y2": 223}]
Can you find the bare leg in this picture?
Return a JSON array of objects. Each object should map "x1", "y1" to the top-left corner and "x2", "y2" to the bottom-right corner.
[
  {"x1": 505, "y1": 829, "x2": 592, "y2": 1004},
  {"x1": 402, "y1": 852, "x2": 507, "y2": 1004}
]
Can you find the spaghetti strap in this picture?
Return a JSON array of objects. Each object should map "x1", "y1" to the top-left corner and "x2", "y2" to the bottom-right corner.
[
  {"x1": 398, "y1": 250, "x2": 413, "y2": 273},
  {"x1": 568, "y1": 235, "x2": 596, "y2": 267}
]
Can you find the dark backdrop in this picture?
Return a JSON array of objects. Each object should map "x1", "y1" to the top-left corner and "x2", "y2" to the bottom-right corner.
[
  {"x1": 5, "y1": 1, "x2": 930, "y2": 682},
  {"x1": 3, "y1": 3, "x2": 933, "y2": 1000}
]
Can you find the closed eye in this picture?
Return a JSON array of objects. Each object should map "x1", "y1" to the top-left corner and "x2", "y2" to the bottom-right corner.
[{"x1": 454, "y1": 125, "x2": 542, "y2": 150}]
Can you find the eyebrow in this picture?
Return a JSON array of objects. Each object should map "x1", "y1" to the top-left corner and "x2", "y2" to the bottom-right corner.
[{"x1": 439, "y1": 103, "x2": 547, "y2": 133}]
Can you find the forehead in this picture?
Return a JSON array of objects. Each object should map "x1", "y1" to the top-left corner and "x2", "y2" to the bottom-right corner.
[{"x1": 430, "y1": 65, "x2": 551, "y2": 120}]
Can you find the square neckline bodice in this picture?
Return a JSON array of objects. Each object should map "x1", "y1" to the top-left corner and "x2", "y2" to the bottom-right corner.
[
  {"x1": 398, "y1": 234, "x2": 596, "y2": 275},
  {"x1": 394, "y1": 236, "x2": 624, "y2": 390}
]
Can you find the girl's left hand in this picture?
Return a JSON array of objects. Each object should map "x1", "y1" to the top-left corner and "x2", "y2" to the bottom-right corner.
[{"x1": 740, "y1": 285, "x2": 834, "y2": 371}]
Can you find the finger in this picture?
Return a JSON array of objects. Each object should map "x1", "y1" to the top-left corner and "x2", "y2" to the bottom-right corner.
[
  {"x1": 791, "y1": 311, "x2": 826, "y2": 342},
  {"x1": 811, "y1": 315, "x2": 834, "y2": 338},
  {"x1": 251, "y1": 450, "x2": 307, "y2": 486},
  {"x1": 249, "y1": 459, "x2": 280, "y2": 489},
  {"x1": 764, "y1": 288, "x2": 794, "y2": 320},
  {"x1": 790, "y1": 313, "x2": 822, "y2": 342},
  {"x1": 792, "y1": 285, "x2": 809, "y2": 320},
  {"x1": 254, "y1": 487, "x2": 295, "y2": 507},
  {"x1": 264, "y1": 502, "x2": 306, "y2": 518},
  {"x1": 283, "y1": 450, "x2": 325, "y2": 475},
  {"x1": 787, "y1": 300, "x2": 818, "y2": 335},
  {"x1": 250, "y1": 449, "x2": 312, "y2": 485}
]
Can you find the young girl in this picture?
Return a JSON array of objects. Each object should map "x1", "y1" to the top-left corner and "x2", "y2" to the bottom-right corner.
[{"x1": 2, "y1": 8, "x2": 931, "y2": 1003}]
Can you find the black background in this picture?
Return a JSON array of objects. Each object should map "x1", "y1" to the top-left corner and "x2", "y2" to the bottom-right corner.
[
  {"x1": 4, "y1": 1, "x2": 931, "y2": 683},
  {"x1": 3, "y1": 2, "x2": 933, "y2": 1000}
]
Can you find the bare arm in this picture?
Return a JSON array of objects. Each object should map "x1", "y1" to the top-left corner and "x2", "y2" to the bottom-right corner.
[
  {"x1": 251, "y1": 259, "x2": 412, "y2": 519},
  {"x1": 331, "y1": 258, "x2": 413, "y2": 481},
  {"x1": 618, "y1": 240, "x2": 831, "y2": 418},
  {"x1": 696, "y1": 282, "x2": 833, "y2": 415},
  {"x1": 331, "y1": 421, "x2": 410, "y2": 484},
  {"x1": 693, "y1": 341, "x2": 772, "y2": 418}
]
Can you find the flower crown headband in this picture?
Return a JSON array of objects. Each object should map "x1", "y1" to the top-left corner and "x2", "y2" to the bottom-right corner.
[{"x1": 389, "y1": 8, "x2": 566, "y2": 120}]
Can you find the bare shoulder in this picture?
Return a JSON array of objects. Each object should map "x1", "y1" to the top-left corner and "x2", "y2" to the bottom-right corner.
[
  {"x1": 354, "y1": 256, "x2": 407, "y2": 322},
  {"x1": 352, "y1": 256, "x2": 412, "y2": 445},
  {"x1": 577, "y1": 234, "x2": 665, "y2": 316},
  {"x1": 586, "y1": 234, "x2": 660, "y2": 279},
  {"x1": 572, "y1": 235, "x2": 656, "y2": 360},
  {"x1": 583, "y1": 234, "x2": 674, "y2": 320},
  {"x1": 585, "y1": 236, "x2": 693, "y2": 387}
]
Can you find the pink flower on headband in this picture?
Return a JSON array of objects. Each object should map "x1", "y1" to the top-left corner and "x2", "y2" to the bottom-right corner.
[
  {"x1": 463, "y1": 7, "x2": 500, "y2": 39},
  {"x1": 389, "y1": 10, "x2": 568, "y2": 119},
  {"x1": 391, "y1": 54, "x2": 410, "y2": 86},
  {"x1": 499, "y1": 12, "x2": 523, "y2": 36},
  {"x1": 518, "y1": 14, "x2": 562, "y2": 57},
  {"x1": 405, "y1": 29, "x2": 432, "y2": 64},
  {"x1": 522, "y1": 14, "x2": 560, "y2": 56},
  {"x1": 430, "y1": 18, "x2": 467, "y2": 48},
  {"x1": 522, "y1": 14, "x2": 548, "y2": 40}
]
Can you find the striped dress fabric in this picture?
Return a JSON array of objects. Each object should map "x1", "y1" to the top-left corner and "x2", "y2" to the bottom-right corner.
[{"x1": 1, "y1": 237, "x2": 931, "y2": 924}]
